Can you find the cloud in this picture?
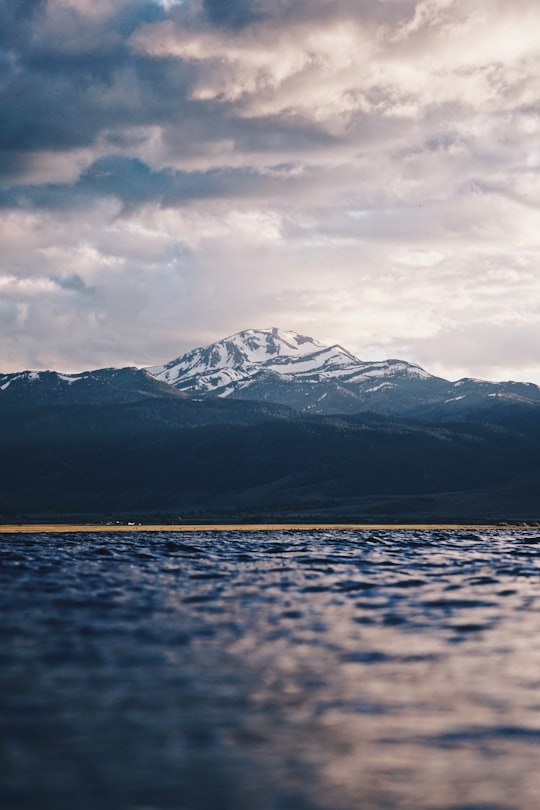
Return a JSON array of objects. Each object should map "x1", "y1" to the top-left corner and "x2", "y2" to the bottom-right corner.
[
  {"x1": 1, "y1": 0, "x2": 540, "y2": 383},
  {"x1": 202, "y1": 0, "x2": 266, "y2": 29}
]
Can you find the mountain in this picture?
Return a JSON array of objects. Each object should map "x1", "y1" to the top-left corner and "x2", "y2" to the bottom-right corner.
[
  {"x1": 148, "y1": 327, "x2": 540, "y2": 418},
  {"x1": 0, "y1": 367, "x2": 186, "y2": 411},
  {"x1": 148, "y1": 327, "x2": 359, "y2": 392},
  {"x1": 4, "y1": 327, "x2": 539, "y2": 421},
  {"x1": 2, "y1": 327, "x2": 540, "y2": 522}
]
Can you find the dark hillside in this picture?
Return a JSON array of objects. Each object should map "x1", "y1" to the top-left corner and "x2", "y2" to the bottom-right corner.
[{"x1": 1, "y1": 396, "x2": 539, "y2": 521}]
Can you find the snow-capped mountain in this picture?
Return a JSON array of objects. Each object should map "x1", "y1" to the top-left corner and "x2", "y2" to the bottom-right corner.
[
  {"x1": 148, "y1": 327, "x2": 540, "y2": 416},
  {"x1": 149, "y1": 327, "x2": 360, "y2": 393},
  {"x1": 3, "y1": 328, "x2": 540, "y2": 420}
]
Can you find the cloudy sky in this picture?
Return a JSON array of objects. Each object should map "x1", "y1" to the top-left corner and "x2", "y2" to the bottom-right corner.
[{"x1": 2, "y1": 0, "x2": 540, "y2": 382}]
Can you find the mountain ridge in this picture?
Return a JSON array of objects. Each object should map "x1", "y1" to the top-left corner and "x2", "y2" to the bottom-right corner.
[
  {"x1": 2, "y1": 326, "x2": 540, "y2": 421},
  {"x1": 0, "y1": 367, "x2": 186, "y2": 410},
  {"x1": 147, "y1": 327, "x2": 540, "y2": 418}
]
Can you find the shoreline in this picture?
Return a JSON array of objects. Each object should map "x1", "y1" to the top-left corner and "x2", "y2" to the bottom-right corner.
[{"x1": 1, "y1": 522, "x2": 538, "y2": 534}]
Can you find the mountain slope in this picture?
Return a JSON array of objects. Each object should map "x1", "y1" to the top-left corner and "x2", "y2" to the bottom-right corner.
[
  {"x1": 148, "y1": 328, "x2": 540, "y2": 418},
  {"x1": 0, "y1": 367, "x2": 187, "y2": 411},
  {"x1": 2, "y1": 399, "x2": 540, "y2": 521}
]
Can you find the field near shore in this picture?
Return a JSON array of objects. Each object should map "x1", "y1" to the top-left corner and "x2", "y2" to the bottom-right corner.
[{"x1": 1, "y1": 522, "x2": 537, "y2": 533}]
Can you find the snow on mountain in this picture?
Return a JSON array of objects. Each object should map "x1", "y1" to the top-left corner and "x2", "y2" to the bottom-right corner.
[
  {"x1": 151, "y1": 328, "x2": 349, "y2": 391},
  {"x1": 0, "y1": 370, "x2": 89, "y2": 392},
  {"x1": 4, "y1": 328, "x2": 540, "y2": 419},
  {"x1": 147, "y1": 327, "x2": 450, "y2": 412},
  {"x1": 0, "y1": 367, "x2": 185, "y2": 408},
  {"x1": 147, "y1": 327, "x2": 540, "y2": 416},
  {"x1": 148, "y1": 327, "x2": 360, "y2": 393}
]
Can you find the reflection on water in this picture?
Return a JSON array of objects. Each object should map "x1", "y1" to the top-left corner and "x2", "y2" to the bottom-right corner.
[{"x1": 2, "y1": 529, "x2": 540, "y2": 809}]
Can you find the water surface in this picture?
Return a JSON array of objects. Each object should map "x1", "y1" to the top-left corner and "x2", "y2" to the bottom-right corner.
[{"x1": 2, "y1": 529, "x2": 540, "y2": 809}]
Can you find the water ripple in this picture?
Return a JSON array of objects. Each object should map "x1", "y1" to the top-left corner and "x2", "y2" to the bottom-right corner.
[{"x1": 2, "y1": 528, "x2": 540, "y2": 809}]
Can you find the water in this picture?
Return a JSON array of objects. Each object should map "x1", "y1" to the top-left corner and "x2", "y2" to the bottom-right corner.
[{"x1": 2, "y1": 529, "x2": 540, "y2": 810}]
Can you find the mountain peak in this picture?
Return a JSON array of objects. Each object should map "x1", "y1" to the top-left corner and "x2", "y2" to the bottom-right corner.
[
  {"x1": 146, "y1": 327, "x2": 540, "y2": 415},
  {"x1": 228, "y1": 327, "x2": 326, "y2": 358},
  {"x1": 149, "y1": 328, "x2": 360, "y2": 388},
  {"x1": 146, "y1": 327, "x2": 414, "y2": 402}
]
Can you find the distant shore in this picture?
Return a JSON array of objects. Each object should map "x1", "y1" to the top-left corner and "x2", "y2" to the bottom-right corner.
[{"x1": 1, "y1": 522, "x2": 538, "y2": 534}]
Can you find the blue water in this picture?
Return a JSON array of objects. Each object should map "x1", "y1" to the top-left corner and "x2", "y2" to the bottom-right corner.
[{"x1": 2, "y1": 529, "x2": 540, "y2": 809}]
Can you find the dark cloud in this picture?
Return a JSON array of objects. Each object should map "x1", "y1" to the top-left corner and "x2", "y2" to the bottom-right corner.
[
  {"x1": 81, "y1": 157, "x2": 171, "y2": 206},
  {"x1": 0, "y1": 0, "x2": 396, "y2": 182},
  {"x1": 0, "y1": 155, "x2": 306, "y2": 212},
  {"x1": 199, "y1": 0, "x2": 414, "y2": 29},
  {"x1": 0, "y1": 1, "x2": 172, "y2": 163},
  {"x1": 0, "y1": 0, "x2": 46, "y2": 47},
  {"x1": 54, "y1": 273, "x2": 94, "y2": 294},
  {"x1": 202, "y1": 0, "x2": 266, "y2": 29}
]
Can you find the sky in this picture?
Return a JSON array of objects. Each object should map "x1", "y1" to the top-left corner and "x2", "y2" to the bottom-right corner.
[{"x1": 2, "y1": 0, "x2": 540, "y2": 383}]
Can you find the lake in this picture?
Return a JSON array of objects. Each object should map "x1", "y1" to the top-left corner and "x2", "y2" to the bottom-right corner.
[{"x1": 2, "y1": 528, "x2": 540, "y2": 809}]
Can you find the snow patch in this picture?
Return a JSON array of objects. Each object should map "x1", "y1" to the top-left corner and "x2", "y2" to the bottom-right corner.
[
  {"x1": 58, "y1": 373, "x2": 83, "y2": 384},
  {"x1": 364, "y1": 383, "x2": 394, "y2": 393}
]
